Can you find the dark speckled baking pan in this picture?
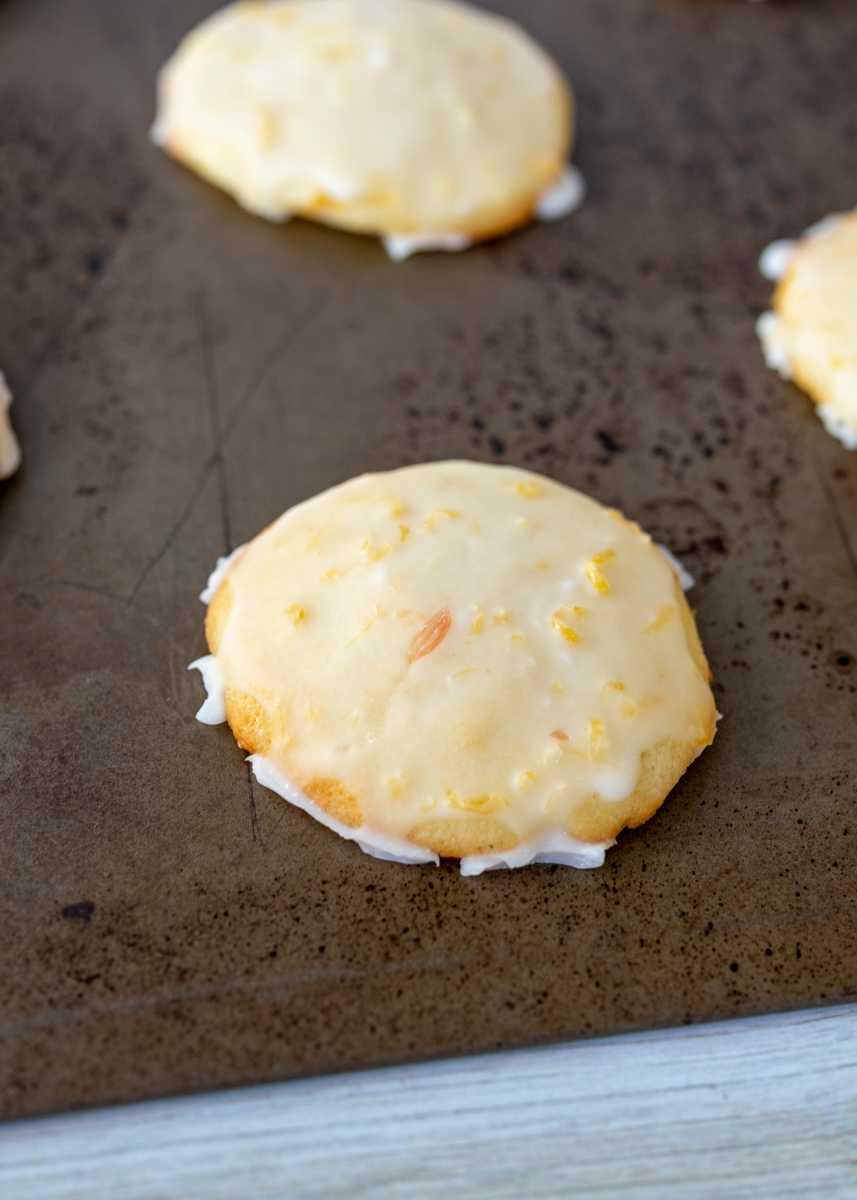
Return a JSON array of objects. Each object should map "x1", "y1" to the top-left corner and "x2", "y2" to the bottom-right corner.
[{"x1": 1, "y1": 0, "x2": 856, "y2": 1120}]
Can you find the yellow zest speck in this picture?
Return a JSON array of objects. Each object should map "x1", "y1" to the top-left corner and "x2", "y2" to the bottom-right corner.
[
  {"x1": 552, "y1": 605, "x2": 586, "y2": 643},
  {"x1": 621, "y1": 701, "x2": 636, "y2": 720},
  {"x1": 587, "y1": 565, "x2": 609, "y2": 594},
  {"x1": 362, "y1": 536, "x2": 391, "y2": 562},
  {"x1": 514, "y1": 480, "x2": 541, "y2": 499},
  {"x1": 285, "y1": 604, "x2": 305, "y2": 625},
  {"x1": 447, "y1": 789, "x2": 508, "y2": 814},
  {"x1": 387, "y1": 775, "x2": 406, "y2": 800},
  {"x1": 309, "y1": 707, "x2": 319, "y2": 723},
  {"x1": 399, "y1": 525, "x2": 410, "y2": 542},
  {"x1": 510, "y1": 634, "x2": 523, "y2": 643},
  {"x1": 388, "y1": 497, "x2": 405, "y2": 518},
  {"x1": 552, "y1": 621, "x2": 580, "y2": 643},
  {"x1": 515, "y1": 518, "x2": 529, "y2": 528},
  {"x1": 644, "y1": 604, "x2": 676, "y2": 634},
  {"x1": 551, "y1": 681, "x2": 564, "y2": 694},
  {"x1": 536, "y1": 560, "x2": 549, "y2": 570},
  {"x1": 451, "y1": 668, "x2": 476, "y2": 679},
  {"x1": 587, "y1": 549, "x2": 616, "y2": 595},
  {"x1": 492, "y1": 609, "x2": 509, "y2": 624},
  {"x1": 590, "y1": 718, "x2": 607, "y2": 760},
  {"x1": 470, "y1": 613, "x2": 483, "y2": 635},
  {"x1": 602, "y1": 681, "x2": 625, "y2": 700},
  {"x1": 321, "y1": 567, "x2": 342, "y2": 583},
  {"x1": 516, "y1": 771, "x2": 536, "y2": 793},
  {"x1": 421, "y1": 509, "x2": 460, "y2": 530}
]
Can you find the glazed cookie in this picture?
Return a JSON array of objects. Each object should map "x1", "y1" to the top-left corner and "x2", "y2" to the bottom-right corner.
[
  {"x1": 191, "y1": 462, "x2": 717, "y2": 875},
  {"x1": 152, "y1": 0, "x2": 581, "y2": 260},
  {"x1": 0, "y1": 371, "x2": 21, "y2": 480},
  {"x1": 757, "y1": 208, "x2": 857, "y2": 449}
]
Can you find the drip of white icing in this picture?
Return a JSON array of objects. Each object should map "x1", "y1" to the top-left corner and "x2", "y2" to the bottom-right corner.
[
  {"x1": 382, "y1": 231, "x2": 473, "y2": 262},
  {"x1": 818, "y1": 405, "x2": 857, "y2": 451},
  {"x1": 251, "y1": 753, "x2": 612, "y2": 874},
  {"x1": 200, "y1": 543, "x2": 247, "y2": 604},
  {"x1": 535, "y1": 164, "x2": 586, "y2": 222},
  {"x1": 239, "y1": 197, "x2": 294, "y2": 223},
  {"x1": 460, "y1": 829, "x2": 611, "y2": 877},
  {"x1": 756, "y1": 311, "x2": 792, "y2": 379},
  {"x1": 249, "y1": 753, "x2": 440, "y2": 866},
  {"x1": 758, "y1": 217, "x2": 843, "y2": 285},
  {"x1": 655, "y1": 544, "x2": 694, "y2": 592},
  {"x1": 0, "y1": 370, "x2": 22, "y2": 481},
  {"x1": 189, "y1": 645, "x2": 614, "y2": 874},
  {"x1": 188, "y1": 654, "x2": 227, "y2": 724},
  {"x1": 758, "y1": 239, "x2": 796, "y2": 283},
  {"x1": 382, "y1": 163, "x2": 585, "y2": 261},
  {"x1": 149, "y1": 116, "x2": 168, "y2": 149}
]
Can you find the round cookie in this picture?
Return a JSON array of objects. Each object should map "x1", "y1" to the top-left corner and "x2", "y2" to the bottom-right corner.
[
  {"x1": 757, "y1": 209, "x2": 857, "y2": 449},
  {"x1": 191, "y1": 462, "x2": 717, "y2": 874},
  {"x1": 152, "y1": 0, "x2": 577, "y2": 259},
  {"x1": 0, "y1": 370, "x2": 21, "y2": 480}
]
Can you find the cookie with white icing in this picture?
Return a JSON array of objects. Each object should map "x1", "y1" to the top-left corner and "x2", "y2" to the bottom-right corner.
[
  {"x1": 152, "y1": 0, "x2": 581, "y2": 260},
  {"x1": 0, "y1": 371, "x2": 21, "y2": 480},
  {"x1": 757, "y1": 209, "x2": 857, "y2": 449},
  {"x1": 191, "y1": 462, "x2": 717, "y2": 874}
]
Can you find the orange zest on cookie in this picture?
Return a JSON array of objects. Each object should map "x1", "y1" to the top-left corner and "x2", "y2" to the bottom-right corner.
[{"x1": 409, "y1": 607, "x2": 452, "y2": 663}]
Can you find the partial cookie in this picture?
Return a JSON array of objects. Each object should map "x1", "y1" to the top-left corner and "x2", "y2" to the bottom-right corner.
[
  {"x1": 191, "y1": 462, "x2": 717, "y2": 875},
  {"x1": 757, "y1": 209, "x2": 857, "y2": 449},
  {"x1": 0, "y1": 371, "x2": 21, "y2": 480},
  {"x1": 152, "y1": 0, "x2": 581, "y2": 260}
]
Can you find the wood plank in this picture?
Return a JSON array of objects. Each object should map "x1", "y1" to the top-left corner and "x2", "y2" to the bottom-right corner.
[{"x1": 3, "y1": 1005, "x2": 857, "y2": 1199}]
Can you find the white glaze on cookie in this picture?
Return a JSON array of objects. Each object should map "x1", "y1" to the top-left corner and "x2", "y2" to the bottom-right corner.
[{"x1": 192, "y1": 462, "x2": 716, "y2": 871}]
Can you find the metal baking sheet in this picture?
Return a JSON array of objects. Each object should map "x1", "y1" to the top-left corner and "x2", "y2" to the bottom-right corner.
[{"x1": 2, "y1": 0, "x2": 856, "y2": 1120}]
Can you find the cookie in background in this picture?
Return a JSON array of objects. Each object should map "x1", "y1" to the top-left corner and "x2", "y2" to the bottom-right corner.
[
  {"x1": 0, "y1": 371, "x2": 21, "y2": 480},
  {"x1": 757, "y1": 209, "x2": 857, "y2": 450},
  {"x1": 152, "y1": 0, "x2": 583, "y2": 260}
]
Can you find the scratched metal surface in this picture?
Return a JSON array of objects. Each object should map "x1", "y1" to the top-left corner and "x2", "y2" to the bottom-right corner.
[{"x1": 1, "y1": 0, "x2": 856, "y2": 1120}]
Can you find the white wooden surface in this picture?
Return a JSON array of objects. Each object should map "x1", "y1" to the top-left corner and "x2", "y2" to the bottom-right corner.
[{"x1": 3, "y1": 1005, "x2": 857, "y2": 1199}]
